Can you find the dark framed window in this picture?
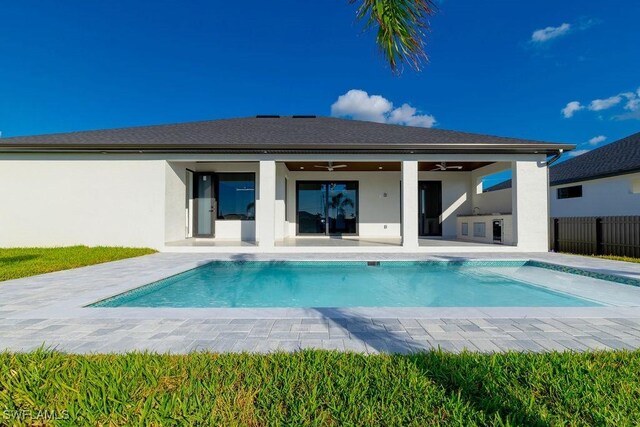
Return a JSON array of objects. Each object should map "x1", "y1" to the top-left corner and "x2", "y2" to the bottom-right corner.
[
  {"x1": 557, "y1": 185, "x2": 582, "y2": 199},
  {"x1": 216, "y1": 173, "x2": 255, "y2": 220}
]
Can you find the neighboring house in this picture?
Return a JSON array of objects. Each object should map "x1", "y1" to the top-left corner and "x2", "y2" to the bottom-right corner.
[
  {"x1": 485, "y1": 131, "x2": 640, "y2": 218},
  {"x1": 0, "y1": 116, "x2": 571, "y2": 252}
]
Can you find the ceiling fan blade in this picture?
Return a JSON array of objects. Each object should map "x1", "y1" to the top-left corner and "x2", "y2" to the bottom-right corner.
[
  {"x1": 332, "y1": 165, "x2": 347, "y2": 168},
  {"x1": 314, "y1": 165, "x2": 327, "y2": 168},
  {"x1": 430, "y1": 167, "x2": 441, "y2": 171},
  {"x1": 448, "y1": 166, "x2": 463, "y2": 170}
]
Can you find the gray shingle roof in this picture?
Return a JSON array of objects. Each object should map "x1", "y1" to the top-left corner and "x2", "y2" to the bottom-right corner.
[
  {"x1": 0, "y1": 116, "x2": 571, "y2": 153},
  {"x1": 483, "y1": 131, "x2": 640, "y2": 190},
  {"x1": 484, "y1": 179, "x2": 513, "y2": 192},
  {"x1": 551, "y1": 131, "x2": 640, "y2": 185}
]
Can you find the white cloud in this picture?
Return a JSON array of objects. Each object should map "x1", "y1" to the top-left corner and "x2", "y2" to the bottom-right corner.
[
  {"x1": 330, "y1": 89, "x2": 392, "y2": 123},
  {"x1": 387, "y1": 103, "x2": 436, "y2": 128},
  {"x1": 622, "y1": 89, "x2": 640, "y2": 111},
  {"x1": 531, "y1": 23, "x2": 571, "y2": 42},
  {"x1": 588, "y1": 135, "x2": 606, "y2": 145},
  {"x1": 588, "y1": 95, "x2": 622, "y2": 111},
  {"x1": 625, "y1": 99, "x2": 640, "y2": 111},
  {"x1": 568, "y1": 149, "x2": 590, "y2": 157},
  {"x1": 331, "y1": 89, "x2": 436, "y2": 128},
  {"x1": 564, "y1": 87, "x2": 640, "y2": 119},
  {"x1": 561, "y1": 101, "x2": 583, "y2": 118}
]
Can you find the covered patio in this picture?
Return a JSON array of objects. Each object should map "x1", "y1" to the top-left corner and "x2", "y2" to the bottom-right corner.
[{"x1": 162, "y1": 156, "x2": 540, "y2": 253}]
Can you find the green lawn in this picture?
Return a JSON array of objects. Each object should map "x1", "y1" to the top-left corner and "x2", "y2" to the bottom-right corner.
[
  {"x1": 0, "y1": 246, "x2": 156, "y2": 282},
  {"x1": 595, "y1": 255, "x2": 640, "y2": 264},
  {"x1": 1, "y1": 350, "x2": 639, "y2": 426}
]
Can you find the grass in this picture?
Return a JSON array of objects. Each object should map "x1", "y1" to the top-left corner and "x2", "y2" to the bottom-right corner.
[
  {"x1": 0, "y1": 246, "x2": 156, "y2": 282},
  {"x1": 1, "y1": 350, "x2": 640, "y2": 426},
  {"x1": 594, "y1": 255, "x2": 640, "y2": 264}
]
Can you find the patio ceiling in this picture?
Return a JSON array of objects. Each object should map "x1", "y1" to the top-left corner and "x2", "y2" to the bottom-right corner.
[{"x1": 284, "y1": 161, "x2": 493, "y2": 172}]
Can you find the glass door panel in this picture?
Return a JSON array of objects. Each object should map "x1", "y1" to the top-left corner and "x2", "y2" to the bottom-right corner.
[
  {"x1": 419, "y1": 181, "x2": 442, "y2": 236},
  {"x1": 328, "y1": 182, "x2": 357, "y2": 234},
  {"x1": 297, "y1": 182, "x2": 327, "y2": 234},
  {"x1": 195, "y1": 174, "x2": 215, "y2": 237}
]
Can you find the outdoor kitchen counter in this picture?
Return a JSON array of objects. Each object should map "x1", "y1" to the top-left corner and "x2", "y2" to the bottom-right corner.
[{"x1": 456, "y1": 214, "x2": 514, "y2": 245}]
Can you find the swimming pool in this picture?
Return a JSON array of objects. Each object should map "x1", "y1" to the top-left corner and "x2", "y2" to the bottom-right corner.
[{"x1": 90, "y1": 260, "x2": 615, "y2": 308}]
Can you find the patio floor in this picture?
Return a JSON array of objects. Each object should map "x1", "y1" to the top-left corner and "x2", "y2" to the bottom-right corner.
[
  {"x1": 2, "y1": 252, "x2": 640, "y2": 354},
  {"x1": 165, "y1": 236, "x2": 510, "y2": 252}
]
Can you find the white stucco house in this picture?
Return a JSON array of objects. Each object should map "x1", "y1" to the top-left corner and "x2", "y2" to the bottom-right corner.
[
  {"x1": 486, "y1": 131, "x2": 640, "y2": 218},
  {"x1": 0, "y1": 116, "x2": 572, "y2": 253}
]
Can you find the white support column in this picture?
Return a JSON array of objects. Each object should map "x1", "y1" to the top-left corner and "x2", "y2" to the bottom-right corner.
[
  {"x1": 258, "y1": 160, "x2": 276, "y2": 248},
  {"x1": 402, "y1": 160, "x2": 419, "y2": 250},
  {"x1": 511, "y1": 159, "x2": 549, "y2": 251}
]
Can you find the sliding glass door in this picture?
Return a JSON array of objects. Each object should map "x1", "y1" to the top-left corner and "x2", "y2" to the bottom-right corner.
[{"x1": 296, "y1": 181, "x2": 358, "y2": 235}]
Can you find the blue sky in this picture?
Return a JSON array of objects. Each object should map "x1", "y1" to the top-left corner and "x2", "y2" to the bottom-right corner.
[{"x1": 1, "y1": 0, "x2": 638, "y2": 172}]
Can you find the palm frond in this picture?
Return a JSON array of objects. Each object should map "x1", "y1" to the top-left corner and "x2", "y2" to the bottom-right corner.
[{"x1": 351, "y1": 0, "x2": 437, "y2": 73}]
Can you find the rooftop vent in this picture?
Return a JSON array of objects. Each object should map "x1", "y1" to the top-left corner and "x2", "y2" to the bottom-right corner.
[
  {"x1": 292, "y1": 115, "x2": 316, "y2": 118},
  {"x1": 256, "y1": 115, "x2": 280, "y2": 118}
]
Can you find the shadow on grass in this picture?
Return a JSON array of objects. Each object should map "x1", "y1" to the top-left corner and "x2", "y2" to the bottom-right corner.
[
  {"x1": 312, "y1": 308, "x2": 548, "y2": 425},
  {"x1": 411, "y1": 352, "x2": 549, "y2": 426},
  {"x1": 0, "y1": 254, "x2": 40, "y2": 265}
]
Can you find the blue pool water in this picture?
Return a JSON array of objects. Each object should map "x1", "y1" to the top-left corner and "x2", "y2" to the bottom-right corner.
[{"x1": 92, "y1": 261, "x2": 603, "y2": 308}]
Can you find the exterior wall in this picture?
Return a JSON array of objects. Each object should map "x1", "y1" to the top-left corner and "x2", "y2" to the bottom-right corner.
[
  {"x1": 512, "y1": 159, "x2": 549, "y2": 251},
  {"x1": 551, "y1": 172, "x2": 640, "y2": 217},
  {"x1": 275, "y1": 163, "x2": 289, "y2": 240},
  {"x1": 0, "y1": 158, "x2": 166, "y2": 248},
  {"x1": 165, "y1": 162, "x2": 188, "y2": 243}
]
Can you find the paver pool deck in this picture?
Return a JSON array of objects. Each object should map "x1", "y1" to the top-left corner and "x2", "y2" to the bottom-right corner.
[{"x1": 2, "y1": 252, "x2": 640, "y2": 354}]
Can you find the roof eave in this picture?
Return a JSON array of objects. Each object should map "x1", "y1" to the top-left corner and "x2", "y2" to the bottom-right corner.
[{"x1": 0, "y1": 142, "x2": 575, "y2": 155}]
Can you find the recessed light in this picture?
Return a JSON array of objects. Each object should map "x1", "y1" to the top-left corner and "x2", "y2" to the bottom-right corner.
[
  {"x1": 300, "y1": 166, "x2": 304, "y2": 170},
  {"x1": 378, "y1": 166, "x2": 383, "y2": 170}
]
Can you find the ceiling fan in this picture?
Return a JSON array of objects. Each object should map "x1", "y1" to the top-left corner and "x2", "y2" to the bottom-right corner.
[
  {"x1": 314, "y1": 161, "x2": 348, "y2": 171},
  {"x1": 431, "y1": 162, "x2": 463, "y2": 171}
]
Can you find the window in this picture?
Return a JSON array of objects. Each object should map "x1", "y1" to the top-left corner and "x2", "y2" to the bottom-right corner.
[
  {"x1": 216, "y1": 173, "x2": 255, "y2": 220},
  {"x1": 473, "y1": 222, "x2": 486, "y2": 237},
  {"x1": 461, "y1": 222, "x2": 468, "y2": 236},
  {"x1": 557, "y1": 185, "x2": 582, "y2": 199},
  {"x1": 478, "y1": 170, "x2": 512, "y2": 193}
]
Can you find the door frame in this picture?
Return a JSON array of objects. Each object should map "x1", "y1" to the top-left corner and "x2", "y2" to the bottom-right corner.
[
  {"x1": 418, "y1": 180, "x2": 443, "y2": 237},
  {"x1": 193, "y1": 172, "x2": 216, "y2": 237},
  {"x1": 295, "y1": 180, "x2": 359, "y2": 236}
]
